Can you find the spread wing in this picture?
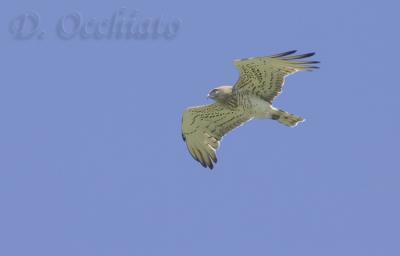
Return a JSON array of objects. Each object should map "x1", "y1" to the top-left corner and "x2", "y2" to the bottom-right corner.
[
  {"x1": 233, "y1": 50, "x2": 319, "y2": 103},
  {"x1": 181, "y1": 103, "x2": 252, "y2": 169}
]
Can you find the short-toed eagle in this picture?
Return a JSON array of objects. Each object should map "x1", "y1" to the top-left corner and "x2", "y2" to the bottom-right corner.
[{"x1": 181, "y1": 50, "x2": 319, "y2": 169}]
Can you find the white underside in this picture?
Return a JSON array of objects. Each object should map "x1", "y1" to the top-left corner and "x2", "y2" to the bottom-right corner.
[{"x1": 249, "y1": 97, "x2": 277, "y2": 119}]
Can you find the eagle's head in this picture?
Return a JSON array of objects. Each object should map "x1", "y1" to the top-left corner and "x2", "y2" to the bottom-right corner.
[{"x1": 207, "y1": 85, "x2": 233, "y2": 102}]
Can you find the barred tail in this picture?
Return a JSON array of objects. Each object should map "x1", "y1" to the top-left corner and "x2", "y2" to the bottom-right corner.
[{"x1": 271, "y1": 109, "x2": 305, "y2": 127}]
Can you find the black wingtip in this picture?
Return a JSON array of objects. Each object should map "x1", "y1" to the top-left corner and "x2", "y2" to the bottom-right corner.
[
  {"x1": 209, "y1": 153, "x2": 217, "y2": 163},
  {"x1": 199, "y1": 161, "x2": 207, "y2": 168},
  {"x1": 305, "y1": 66, "x2": 320, "y2": 71},
  {"x1": 296, "y1": 61, "x2": 320, "y2": 64},
  {"x1": 303, "y1": 52, "x2": 316, "y2": 58},
  {"x1": 269, "y1": 50, "x2": 297, "y2": 58},
  {"x1": 206, "y1": 156, "x2": 214, "y2": 169},
  {"x1": 282, "y1": 52, "x2": 315, "y2": 60}
]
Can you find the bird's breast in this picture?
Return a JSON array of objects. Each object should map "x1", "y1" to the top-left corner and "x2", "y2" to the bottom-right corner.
[{"x1": 245, "y1": 96, "x2": 273, "y2": 118}]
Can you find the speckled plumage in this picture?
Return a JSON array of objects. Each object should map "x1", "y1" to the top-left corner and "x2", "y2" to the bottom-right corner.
[{"x1": 182, "y1": 50, "x2": 319, "y2": 169}]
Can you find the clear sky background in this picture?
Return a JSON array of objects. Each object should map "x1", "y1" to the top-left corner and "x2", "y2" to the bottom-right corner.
[{"x1": 1, "y1": 0, "x2": 399, "y2": 255}]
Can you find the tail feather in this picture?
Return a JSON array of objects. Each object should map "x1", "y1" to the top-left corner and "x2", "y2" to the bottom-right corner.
[{"x1": 272, "y1": 109, "x2": 304, "y2": 127}]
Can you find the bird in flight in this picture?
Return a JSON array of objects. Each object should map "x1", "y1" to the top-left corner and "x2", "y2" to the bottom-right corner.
[{"x1": 181, "y1": 50, "x2": 319, "y2": 169}]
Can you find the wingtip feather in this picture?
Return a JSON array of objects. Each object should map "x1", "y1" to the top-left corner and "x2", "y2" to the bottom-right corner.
[
  {"x1": 281, "y1": 52, "x2": 316, "y2": 60},
  {"x1": 269, "y1": 50, "x2": 297, "y2": 58}
]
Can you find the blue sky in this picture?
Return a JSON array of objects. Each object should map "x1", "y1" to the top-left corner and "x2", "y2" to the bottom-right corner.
[{"x1": 1, "y1": 0, "x2": 399, "y2": 255}]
